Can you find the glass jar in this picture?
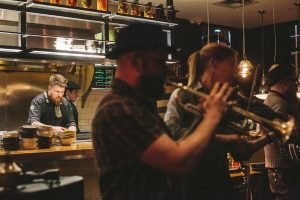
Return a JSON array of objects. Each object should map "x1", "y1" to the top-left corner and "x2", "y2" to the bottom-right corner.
[
  {"x1": 82, "y1": 0, "x2": 92, "y2": 9},
  {"x1": 167, "y1": 5, "x2": 176, "y2": 21},
  {"x1": 155, "y1": 4, "x2": 164, "y2": 20},
  {"x1": 97, "y1": 0, "x2": 107, "y2": 11},
  {"x1": 118, "y1": 0, "x2": 129, "y2": 15},
  {"x1": 67, "y1": 0, "x2": 78, "y2": 7},
  {"x1": 50, "y1": 0, "x2": 62, "y2": 5},
  {"x1": 144, "y1": 2, "x2": 154, "y2": 19},
  {"x1": 130, "y1": 0, "x2": 140, "y2": 17}
]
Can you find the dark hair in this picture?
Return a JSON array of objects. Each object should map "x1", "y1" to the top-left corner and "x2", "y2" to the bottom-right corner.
[{"x1": 188, "y1": 43, "x2": 237, "y2": 86}]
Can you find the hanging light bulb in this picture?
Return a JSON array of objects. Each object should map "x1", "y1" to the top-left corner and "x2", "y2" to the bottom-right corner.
[
  {"x1": 237, "y1": 0, "x2": 253, "y2": 78},
  {"x1": 255, "y1": 10, "x2": 269, "y2": 100},
  {"x1": 270, "y1": 0, "x2": 278, "y2": 67}
]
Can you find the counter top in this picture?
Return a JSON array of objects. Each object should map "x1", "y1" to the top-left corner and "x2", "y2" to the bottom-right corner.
[{"x1": 0, "y1": 141, "x2": 94, "y2": 162}]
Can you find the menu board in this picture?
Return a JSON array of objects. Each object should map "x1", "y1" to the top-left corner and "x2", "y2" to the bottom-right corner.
[{"x1": 93, "y1": 67, "x2": 115, "y2": 88}]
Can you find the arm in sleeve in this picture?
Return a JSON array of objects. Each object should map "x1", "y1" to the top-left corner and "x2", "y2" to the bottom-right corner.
[
  {"x1": 65, "y1": 101, "x2": 76, "y2": 129},
  {"x1": 28, "y1": 97, "x2": 43, "y2": 124},
  {"x1": 164, "y1": 89, "x2": 187, "y2": 139}
]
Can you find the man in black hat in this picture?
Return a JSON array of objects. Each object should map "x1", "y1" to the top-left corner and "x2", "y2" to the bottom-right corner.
[
  {"x1": 65, "y1": 80, "x2": 81, "y2": 133},
  {"x1": 264, "y1": 63, "x2": 300, "y2": 199},
  {"x1": 91, "y1": 23, "x2": 233, "y2": 200}
]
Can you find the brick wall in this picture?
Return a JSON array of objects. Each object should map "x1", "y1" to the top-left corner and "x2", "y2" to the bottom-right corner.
[{"x1": 76, "y1": 89, "x2": 109, "y2": 131}]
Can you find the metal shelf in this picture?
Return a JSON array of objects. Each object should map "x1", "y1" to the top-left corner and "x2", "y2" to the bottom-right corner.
[
  {"x1": 0, "y1": 0, "x2": 26, "y2": 6},
  {"x1": 26, "y1": 0, "x2": 110, "y2": 22},
  {"x1": 109, "y1": 13, "x2": 177, "y2": 28}
]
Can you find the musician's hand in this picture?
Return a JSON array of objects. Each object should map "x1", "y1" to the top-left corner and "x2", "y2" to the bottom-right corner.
[{"x1": 203, "y1": 82, "x2": 233, "y2": 122}]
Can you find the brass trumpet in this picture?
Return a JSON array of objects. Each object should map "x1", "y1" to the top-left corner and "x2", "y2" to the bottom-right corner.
[{"x1": 166, "y1": 80, "x2": 295, "y2": 144}]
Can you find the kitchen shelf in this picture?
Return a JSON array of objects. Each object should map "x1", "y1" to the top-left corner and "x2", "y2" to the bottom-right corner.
[
  {"x1": 0, "y1": 47, "x2": 106, "y2": 64},
  {"x1": 109, "y1": 13, "x2": 177, "y2": 27},
  {"x1": 26, "y1": 0, "x2": 110, "y2": 22},
  {"x1": 0, "y1": 0, "x2": 26, "y2": 6}
]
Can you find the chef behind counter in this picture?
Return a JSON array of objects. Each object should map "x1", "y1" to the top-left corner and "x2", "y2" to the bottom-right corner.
[{"x1": 27, "y1": 74, "x2": 77, "y2": 136}]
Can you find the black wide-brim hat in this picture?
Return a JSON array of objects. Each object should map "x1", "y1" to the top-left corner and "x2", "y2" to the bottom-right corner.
[
  {"x1": 267, "y1": 63, "x2": 296, "y2": 87},
  {"x1": 106, "y1": 23, "x2": 176, "y2": 59},
  {"x1": 67, "y1": 80, "x2": 81, "y2": 90}
]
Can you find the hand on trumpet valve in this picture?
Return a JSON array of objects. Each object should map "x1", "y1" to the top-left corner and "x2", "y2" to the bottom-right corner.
[{"x1": 203, "y1": 82, "x2": 234, "y2": 121}]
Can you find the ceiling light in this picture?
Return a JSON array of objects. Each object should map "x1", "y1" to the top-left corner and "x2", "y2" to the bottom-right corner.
[{"x1": 237, "y1": 0, "x2": 253, "y2": 78}]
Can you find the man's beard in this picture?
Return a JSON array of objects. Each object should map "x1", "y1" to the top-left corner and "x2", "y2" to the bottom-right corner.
[
  {"x1": 49, "y1": 94, "x2": 63, "y2": 106},
  {"x1": 138, "y1": 74, "x2": 165, "y2": 99}
]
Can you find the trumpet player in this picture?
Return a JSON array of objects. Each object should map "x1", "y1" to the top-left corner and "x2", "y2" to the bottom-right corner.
[
  {"x1": 164, "y1": 43, "x2": 279, "y2": 200},
  {"x1": 264, "y1": 63, "x2": 300, "y2": 200},
  {"x1": 92, "y1": 24, "x2": 233, "y2": 200}
]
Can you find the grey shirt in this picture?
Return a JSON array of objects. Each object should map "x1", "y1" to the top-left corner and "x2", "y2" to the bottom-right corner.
[
  {"x1": 264, "y1": 91, "x2": 300, "y2": 168},
  {"x1": 28, "y1": 91, "x2": 76, "y2": 128}
]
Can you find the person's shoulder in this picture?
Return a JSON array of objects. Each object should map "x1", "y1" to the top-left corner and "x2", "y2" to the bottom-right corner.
[
  {"x1": 32, "y1": 92, "x2": 46, "y2": 103},
  {"x1": 61, "y1": 97, "x2": 70, "y2": 106}
]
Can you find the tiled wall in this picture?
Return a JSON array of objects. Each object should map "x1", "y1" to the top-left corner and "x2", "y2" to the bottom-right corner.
[{"x1": 76, "y1": 89, "x2": 109, "y2": 131}]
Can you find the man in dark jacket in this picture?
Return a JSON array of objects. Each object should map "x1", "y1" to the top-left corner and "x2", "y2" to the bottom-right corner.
[
  {"x1": 264, "y1": 63, "x2": 300, "y2": 200},
  {"x1": 65, "y1": 80, "x2": 81, "y2": 133},
  {"x1": 28, "y1": 74, "x2": 76, "y2": 134}
]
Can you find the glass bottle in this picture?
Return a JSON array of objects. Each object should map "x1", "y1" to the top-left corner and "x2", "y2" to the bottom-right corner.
[
  {"x1": 144, "y1": 2, "x2": 154, "y2": 19},
  {"x1": 130, "y1": 0, "x2": 140, "y2": 16},
  {"x1": 82, "y1": 0, "x2": 92, "y2": 9},
  {"x1": 167, "y1": 5, "x2": 176, "y2": 21},
  {"x1": 50, "y1": 0, "x2": 62, "y2": 5},
  {"x1": 118, "y1": 0, "x2": 129, "y2": 15},
  {"x1": 155, "y1": 4, "x2": 164, "y2": 20},
  {"x1": 97, "y1": 0, "x2": 107, "y2": 11},
  {"x1": 67, "y1": 0, "x2": 77, "y2": 7}
]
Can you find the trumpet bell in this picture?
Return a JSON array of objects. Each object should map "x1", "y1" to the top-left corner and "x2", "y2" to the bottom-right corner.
[{"x1": 274, "y1": 116, "x2": 295, "y2": 144}]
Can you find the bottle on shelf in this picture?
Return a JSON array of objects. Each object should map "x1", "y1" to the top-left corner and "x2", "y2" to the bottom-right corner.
[
  {"x1": 50, "y1": 0, "x2": 62, "y2": 5},
  {"x1": 82, "y1": 0, "x2": 92, "y2": 9},
  {"x1": 130, "y1": 0, "x2": 140, "y2": 17},
  {"x1": 167, "y1": 5, "x2": 176, "y2": 21},
  {"x1": 144, "y1": 2, "x2": 154, "y2": 19},
  {"x1": 67, "y1": 0, "x2": 77, "y2": 7},
  {"x1": 154, "y1": 4, "x2": 164, "y2": 20},
  {"x1": 118, "y1": 0, "x2": 129, "y2": 15},
  {"x1": 97, "y1": 0, "x2": 107, "y2": 11}
]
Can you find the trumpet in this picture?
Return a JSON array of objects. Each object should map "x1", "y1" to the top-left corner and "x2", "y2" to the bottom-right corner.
[{"x1": 166, "y1": 80, "x2": 295, "y2": 144}]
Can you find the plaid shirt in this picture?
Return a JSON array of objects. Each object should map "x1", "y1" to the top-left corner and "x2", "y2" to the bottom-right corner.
[{"x1": 92, "y1": 79, "x2": 171, "y2": 200}]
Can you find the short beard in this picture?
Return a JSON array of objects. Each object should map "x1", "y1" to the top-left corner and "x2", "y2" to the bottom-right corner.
[{"x1": 49, "y1": 94, "x2": 62, "y2": 106}]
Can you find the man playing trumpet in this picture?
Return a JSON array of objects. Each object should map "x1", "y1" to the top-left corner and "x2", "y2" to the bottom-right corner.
[
  {"x1": 164, "y1": 43, "x2": 284, "y2": 200},
  {"x1": 92, "y1": 24, "x2": 233, "y2": 200}
]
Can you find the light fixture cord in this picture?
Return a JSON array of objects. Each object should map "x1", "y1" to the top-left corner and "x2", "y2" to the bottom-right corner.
[
  {"x1": 273, "y1": 0, "x2": 277, "y2": 63},
  {"x1": 260, "y1": 11, "x2": 265, "y2": 75},
  {"x1": 207, "y1": 0, "x2": 210, "y2": 44},
  {"x1": 242, "y1": 0, "x2": 246, "y2": 59}
]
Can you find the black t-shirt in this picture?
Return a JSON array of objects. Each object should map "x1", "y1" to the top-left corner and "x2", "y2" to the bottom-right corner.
[{"x1": 28, "y1": 92, "x2": 76, "y2": 128}]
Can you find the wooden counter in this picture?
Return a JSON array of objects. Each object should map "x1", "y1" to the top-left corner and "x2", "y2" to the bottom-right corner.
[
  {"x1": 0, "y1": 142, "x2": 100, "y2": 200},
  {"x1": 0, "y1": 142, "x2": 94, "y2": 162}
]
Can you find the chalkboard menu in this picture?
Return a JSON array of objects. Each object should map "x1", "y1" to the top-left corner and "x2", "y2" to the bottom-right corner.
[{"x1": 93, "y1": 67, "x2": 115, "y2": 88}]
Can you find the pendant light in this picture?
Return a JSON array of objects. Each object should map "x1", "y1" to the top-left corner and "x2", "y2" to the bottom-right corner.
[
  {"x1": 206, "y1": 0, "x2": 210, "y2": 43},
  {"x1": 270, "y1": 0, "x2": 278, "y2": 69},
  {"x1": 255, "y1": 10, "x2": 269, "y2": 100},
  {"x1": 237, "y1": 0, "x2": 253, "y2": 78}
]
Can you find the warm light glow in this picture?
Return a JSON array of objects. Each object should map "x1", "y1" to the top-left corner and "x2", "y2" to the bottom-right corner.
[
  {"x1": 237, "y1": 59, "x2": 253, "y2": 78},
  {"x1": 30, "y1": 50, "x2": 106, "y2": 58},
  {"x1": 255, "y1": 93, "x2": 268, "y2": 100},
  {"x1": 0, "y1": 48, "x2": 22, "y2": 53}
]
